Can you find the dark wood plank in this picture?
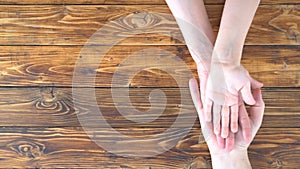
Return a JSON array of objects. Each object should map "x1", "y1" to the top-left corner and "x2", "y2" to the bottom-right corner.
[
  {"x1": 0, "y1": 127, "x2": 298, "y2": 168},
  {"x1": 0, "y1": 0, "x2": 298, "y2": 5},
  {"x1": 0, "y1": 45, "x2": 299, "y2": 87},
  {"x1": 0, "y1": 5, "x2": 299, "y2": 45},
  {"x1": 0, "y1": 0, "x2": 167, "y2": 5},
  {"x1": 0, "y1": 87, "x2": 298, "y2": 128}
]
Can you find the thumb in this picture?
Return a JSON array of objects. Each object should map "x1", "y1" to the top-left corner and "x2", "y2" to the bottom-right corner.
[
  {"x1": 240, "y1": 83, "x2": 256, "y2": 105},
  {"x1": 249, "y1": 88, "x2": 265, "y2": 130},
  {"x1": 189, "y1": 78, "x2": 216, "y2": 143},
  {"x1": 250, "y1": 76, "x2": 263, "y2": 89},
  {"x1": 189, "y1": 78, "x2": 203, "y2": 118},
  {"x1": 198, "y1": 71, "x2": 208, "y2": 104}
]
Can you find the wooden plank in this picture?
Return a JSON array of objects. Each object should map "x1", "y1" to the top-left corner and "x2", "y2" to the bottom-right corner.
[
  {"x1": 0, "y1": 0, "x2": 167, "y2": 5},
  {"x1": 0, "y1": 127, "x2": 298, "y2": 168},
  {"x1": 0, "y1": 0, "x2": 298, "y2": 5},
  {"x1": 0, "y1": 87, "x2": 298, "y2": 128},
  {"x1": 0, "y1": 5, "x2": 299, "y2": 45},
  {"x1": 0, "y1": 45, "x2": 299, "y2": 87}
]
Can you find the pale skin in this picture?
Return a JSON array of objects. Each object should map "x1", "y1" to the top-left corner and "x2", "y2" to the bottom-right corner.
[
  {"x1": 166, "y1": 0, "x2": 261, "y2": 148},
  {"x1": 165, "y1": 0, "x2": 235, "y2": 149},
  {"x1": 189, "y1": 78, "x2": 265, "y2": 169},
  {"x1": 207, "y1": 0, "x2": 261, "y2": 139}
]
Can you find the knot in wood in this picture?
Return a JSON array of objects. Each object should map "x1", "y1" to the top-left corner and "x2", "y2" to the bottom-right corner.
[
  {"x1": 123, "y1": 12, "x2": 159, "y2": 29},
  {"x1": 286, "y1": 23, "x2": 299, "y2": 41},
  {"x1": 40, "y1": 87, "x2": 57, "y2": 104},
  {"x1": 7, "y1": 140, "x2": 45, "y2": 159}
]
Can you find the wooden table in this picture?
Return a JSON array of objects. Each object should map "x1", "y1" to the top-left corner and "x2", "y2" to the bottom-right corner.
[{"x1": 0, "y1": 0, "x2": 299, "y2": 168}]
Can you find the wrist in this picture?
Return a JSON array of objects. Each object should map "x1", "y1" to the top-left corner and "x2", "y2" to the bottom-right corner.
[
  {"x1": 211, "y1": 42, "x2": 243, "y2": 67},
  {"x1": 189, "y1": 48, "x2": 211, "y2": 73},
  {"x1": 211, "y1": 149, "x2": 251, "y2": 169},
  {"x1": 209, "y1": 61, "x2": 241, "y2": 74}
]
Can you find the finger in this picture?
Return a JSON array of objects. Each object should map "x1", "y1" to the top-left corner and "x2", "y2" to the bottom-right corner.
[
  {"x1": 213, "y1": 104, "x2": 221, "y2": 135},
  {"x1": 225, "y1": 131, "x2": 235, "y2": 152},
  {"x1": 250, "y1": 76, "x2": 263, "y2": 89},
  {"x1": 253, "y1": 88, "x2": 264, "y2": 106},
  {"x1": 204, "y1": 98, "x2": 213, "y2": 122},
  {"x1": 216, "y1": 134, "x2": 225, "y2": 149},
  {"x1": 249, "y1": 88, "x2": 265, "y2": 130},
  {"x1": 239, "y1": 104, "x2": 252, "y2": 143},
  {"x1": 221, "y1": 105, "x2": 230, "y2": 138},
  {"x1": 238, "y1": 94, "x2": 244, "y2": 106},
  {"x1": 240, "y1": 83, "x2": 256, "y2": 105},
  {"x1": 230, "y1": 104, "x2": 239, "y2": 133},
  {"x1": 189, "y1": 78, "x2": 216, "y2": 142}
]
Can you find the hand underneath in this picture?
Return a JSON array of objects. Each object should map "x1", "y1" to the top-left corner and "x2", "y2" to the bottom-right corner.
[
  {"x1": 189, "y1": 49, "x2": 263, "y2": 149},
  {"x1": 189, "y1": 78, "x2": 265, "y2": 168},
  {"x1": 191, "y1": 48, "x2": 263, "y2": 142}
]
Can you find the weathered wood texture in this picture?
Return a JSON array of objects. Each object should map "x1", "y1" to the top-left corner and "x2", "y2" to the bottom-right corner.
[
  {"x1": 0, "y1": 87, "x2": 298, "y2": 128},
  {"x1": 0, "y1": 5, "x2": 299, "y2": 45},
  {"x1": 0, "y1": 0, "x2": 299, "y2": 5},
  {"x1": 0, "y1": 1, "x2": 299, "y2": 168},
  {"x1": 0, "y1": 127, "x2": 298, "y2": 168},
  {"x1": 0, "y1": 45, "x2": 299, "y2": 87}
]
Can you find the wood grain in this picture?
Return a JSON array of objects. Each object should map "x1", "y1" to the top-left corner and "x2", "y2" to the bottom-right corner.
[
  {"x1": 0, "y1": 0, "x2": 298, "y2": 168},
  {"x1": 0, "y1": 5, "x2": 299, "y2": 45},
  {"x1": 0, "y1": 87, "x2": 298, "y2": 128},
  {"x1": 0, "y1": 127, "x2": 298, "y2": 168},
  {"x1": 0, "y1": 0, "x2": 299, "y2": 5},
  {"x1": 0, "y1": 45, "x2": 299, "y2": 87}
]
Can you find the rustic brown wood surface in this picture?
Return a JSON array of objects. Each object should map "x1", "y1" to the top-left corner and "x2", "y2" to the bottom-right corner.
[
  {"x1": 0, "y1": 0, "x2": 299, "y2": 168},
  {"x1": 0, "y1": 127, "x2": 298, "y2": 168},
  {"x1": 0, "y1": 5, "x2": 299, "y2": 45},
  {"x1": 0, "y1": 45, "x2": 299, "y2": 87},
  {"x1": 0, "y1": 0, "x2": 299, "y2": 5},
  {"x1": 0, "y1": 88, "x2": 299, "y2": 128}
]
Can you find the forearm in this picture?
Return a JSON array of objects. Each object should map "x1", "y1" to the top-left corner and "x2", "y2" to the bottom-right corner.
[
  {"x1": 166, "y1": 0, "x2": 214, "y2": 70},
  {"x1": 213, "y1": 0, "x2": 260, "y2": 66},
  {"x1": 166, "y1": 0, "x2": 215, "y2": 43},
  {"x1": 211, "y1": 149, "x2": 252, "y2": 169}
]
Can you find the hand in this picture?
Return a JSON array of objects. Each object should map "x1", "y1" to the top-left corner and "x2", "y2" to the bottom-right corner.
[
  {"x1": 189, "y1": 78, "x2": 264, "y2": 168},
  {"x1": 191, "y1": 47, "x2": 262, "y2": 143},
  {"x1": 204, "y1": 63, "x2": 261, "y2": 139},
  {"x1": 189, "y1": 49, "x2": 260, "y2": 149}
]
